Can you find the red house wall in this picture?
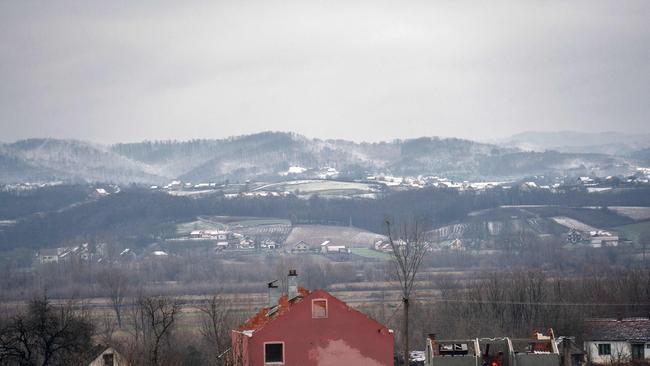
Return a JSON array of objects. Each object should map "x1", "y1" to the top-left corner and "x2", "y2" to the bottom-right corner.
[{"x1": 243, "y1": 290, "x2": 394, "y2": 366}]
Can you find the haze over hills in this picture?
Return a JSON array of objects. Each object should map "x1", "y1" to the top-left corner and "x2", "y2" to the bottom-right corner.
[
  {"x1": 495, "y1": 131, "x2": 650, "y2": 155},
  {"x1": 0, "y1": 131, "x2": 645, "y2": 185}
]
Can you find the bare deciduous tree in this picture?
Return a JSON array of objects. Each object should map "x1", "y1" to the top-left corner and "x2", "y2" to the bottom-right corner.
[
  {"x1": 98, "y1": 267, "x2": 129, "y2": 328},
  {"x1": 0, "y1": 295, "x2": 93, "y2": 366},
  {"x1": 386, "y1": 219, "x2": 428, "y2": 366},
  {"x1": 137, "y1": 296, "x2": 180, "y2": 366},
  {"x1": 197, "y1": 294, "x2": 233, "y2": 365}
]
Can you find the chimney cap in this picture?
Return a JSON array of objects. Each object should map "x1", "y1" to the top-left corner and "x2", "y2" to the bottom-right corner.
[{"x1": 288, "y1": 269, "x2": 297, "y2": 276}]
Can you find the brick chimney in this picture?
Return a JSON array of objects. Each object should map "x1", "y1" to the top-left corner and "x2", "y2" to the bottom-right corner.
[
  {"x1": 268, "y1": 280, "x2": 280, "y2": 307},
  {"x1": 288, "y1": 269, "x2": 298, "y2": 300}
]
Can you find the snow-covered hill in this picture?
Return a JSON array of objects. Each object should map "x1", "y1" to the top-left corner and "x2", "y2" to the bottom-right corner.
[{"x1": 0, "y1": 132, "x2": 639, "y2": 184}]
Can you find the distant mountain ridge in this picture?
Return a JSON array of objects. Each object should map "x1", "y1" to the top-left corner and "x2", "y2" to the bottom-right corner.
[
  {"x1": 0, "y1": 132, "x2": 641, "y2": 184},
  {"x1": 497, "y1": 130, "x2": 650, "y2": 155}
]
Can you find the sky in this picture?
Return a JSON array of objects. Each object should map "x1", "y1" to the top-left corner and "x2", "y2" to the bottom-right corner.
[{"x1": 1, "y1": 0, "x2": 649, "y2": 144}]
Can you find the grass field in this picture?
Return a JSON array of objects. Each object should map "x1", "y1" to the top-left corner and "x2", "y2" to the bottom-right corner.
[
  {"x1": 608, "y1": 207, "x2": 650, "y2": 221},
  {"x1": 351, "y1": 248, "x2": 390, "y2": 260},
  {"x1": 614, "y1": 221, "x2": 650, "y2": 243},
  {"x1": 176, "y1": 216, "x2": 291, "y2": 236},
  {"x1": 285, "y1": 225, "x2": 387, "y2": 248}
]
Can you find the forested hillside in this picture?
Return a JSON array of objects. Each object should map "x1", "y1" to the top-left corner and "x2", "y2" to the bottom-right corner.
[{"x1": 0, "y1": 132, "x2": 639, "y2": 184}]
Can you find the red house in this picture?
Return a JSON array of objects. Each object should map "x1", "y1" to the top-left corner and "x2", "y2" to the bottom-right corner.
[{"x1": 231, "y1": 270, "x2": 394, "y2": 366}]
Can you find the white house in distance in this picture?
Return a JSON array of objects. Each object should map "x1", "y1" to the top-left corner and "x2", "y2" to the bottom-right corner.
[
  {"x1": 583, "y1": 318, "x2": 650, "y2": 364},
  {"x1": 319, "y1": 240, "x2": 350, "y2": 254}
]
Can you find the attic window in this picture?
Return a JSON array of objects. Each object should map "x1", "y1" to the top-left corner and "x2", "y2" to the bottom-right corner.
[
  {"x1": 598, "y1": 344, "x2": 611, "y2": 356},
  {"x1": 312, "y1": 299, "x2": 328, "y2": 318},
  {"x1": 103, "y1": 353, "x2": 114, "y2": 366},
  {"x1": 264, "y1": 342, "x2": 284, "y2": 364}
]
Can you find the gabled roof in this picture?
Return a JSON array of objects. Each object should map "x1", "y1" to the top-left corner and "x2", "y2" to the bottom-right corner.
[
  {"x1": 39, "y1": 248, "x2": 59, "y2": 256},
  {"x1": 235, "y1": 288, "x2": 391, "y2": 338},
  {"x1": 83, "y1": 345, "x2": 124, "y2": 365},
  {"x1": 237, "y1": 287, "x2": 310, "y2": 333},
  {"x1": 584, "y1": 318, "x2": 650, "y2": 341}
]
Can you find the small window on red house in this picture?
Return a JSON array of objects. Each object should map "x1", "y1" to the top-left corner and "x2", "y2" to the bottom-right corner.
[
  {"x1": 265, "y1": 342, "x2": 284, "y2": 364},
  {"x1": 312, "y1": 299, "x2": 328, "y2": 318}
]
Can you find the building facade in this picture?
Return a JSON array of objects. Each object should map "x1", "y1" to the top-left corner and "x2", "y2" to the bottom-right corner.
[
  {"x1": 583, "y1": 318, "x2": 650, "y2": 364},
  {"x1": 231, "y1": 271, "x2": 394, "y2": 366}
]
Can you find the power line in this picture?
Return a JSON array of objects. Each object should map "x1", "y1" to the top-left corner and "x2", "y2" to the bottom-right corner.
[{"x1": 419, "y1": 298, "x2": 650, "y2": 307}]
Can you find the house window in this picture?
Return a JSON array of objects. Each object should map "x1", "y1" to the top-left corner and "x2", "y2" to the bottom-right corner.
[
  {"x1": 103, "y1": 353, "x2": 114, "y2": 366},
  {"x1": 597, "y1": 343, "x2": 611, "y2": 356},
  {"x1": 312, "y1": 299, "x2": 328, "y2": 318},
  {"x1": 264, "y1": 342, "x2": 284, "y2": 364}
]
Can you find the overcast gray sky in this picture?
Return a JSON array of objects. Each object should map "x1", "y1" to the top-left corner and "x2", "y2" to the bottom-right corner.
[{"x1": 1, "y1": 0, "x2": 649, "y2": 143}]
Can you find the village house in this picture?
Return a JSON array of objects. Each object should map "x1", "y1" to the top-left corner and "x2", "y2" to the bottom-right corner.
[
  {"x1": 442, "y1": 239, "x2": 465, "y2": 251},
  {"x1": 587, "y1": 231, "x2": 619, "y2": 247},
  {"x1": 425, "y1": 329, "x2": 560, "y2": 366},
  {"x1": 190, "y1": 229, "x2": 230, "y2": 241},
  {"x1": 85, "y1": 346, "x2": 128, "y2": 366},
  {"x1": 319, "y1": 240, "x2": 351, "y2": 254},
  {"x1": 231, "y1": 270, "x2": 394, "y2": 366},
  {"x1": 38, "y1": 248, "x2": 60, "y2": 264},
  {"x1": 374, "y1": 239, "x2": 393, "y2": 253},
  {"x1": 38, "y1": 243, "x2": 96, "y2": 264},
  {"x1": 287, "y1": 240, "x2": 313, "y2": 254},
  {"x1": 261, "y1": 239, "x2": 279, "y2": 250},
  {"x1": 583, "y1": 318, "x2": 650, "y2": 364}
]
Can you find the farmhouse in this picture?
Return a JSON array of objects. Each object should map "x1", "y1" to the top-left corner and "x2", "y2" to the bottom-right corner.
[
  {"x1": 38, "y1": 248, "x2": 60, "y2": 264},
  {"x1": 190, "y1": 229, "x2": 230, "y2": 241},
  {"x1": 231, "y1": 270, "x2": 394, "y2": 366},
  {"x1": 288, "y1": 240, "x2": 313, "y2": 254},
  {"x1": 588, "y1": 231, "x2": 619, "y2": 247},
  {"x1": 38, "y1": 243, "x2": 95, "y2": 264},
  {"x1": 583, "y1": 318, "x2": 650, "y2": 364},
  {"x1": 374, "y1": 240, "x2": 393, "y2": 253},
  {"x1": 320, "y1": 240, "x2": 351, "y2": 254}
]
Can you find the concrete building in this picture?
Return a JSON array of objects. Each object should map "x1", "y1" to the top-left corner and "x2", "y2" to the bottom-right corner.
[
  {"x1": 425, "y1": 330, "x2": 560, "y2": 366},
  {"x1": 231, "y1": 270, "x2": 394, "y2": 366},
  {"x1": 583, "y1": 318, "x2": 650, "y2": 364}
]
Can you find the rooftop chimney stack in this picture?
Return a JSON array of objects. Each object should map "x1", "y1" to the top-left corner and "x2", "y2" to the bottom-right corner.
[
  {"x1": 268, "y1": 280, "x2": 280, "y2": 307},
  {"x1": 288, "y1": 269, "x2": 298, "y2": 300}
]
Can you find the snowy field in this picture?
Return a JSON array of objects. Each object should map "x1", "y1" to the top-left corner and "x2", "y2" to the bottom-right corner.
[
  {"x1": 551, "y1": 216, "x2": 598, "y2": 232},
  {"x1": 253, "y1": 180, "x2": 380, "y2": 198}
]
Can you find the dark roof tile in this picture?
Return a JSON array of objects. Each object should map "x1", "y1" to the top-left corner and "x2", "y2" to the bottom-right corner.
[{"x1": 584, "y1": 318, "x2": 650, "y2": 341}]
